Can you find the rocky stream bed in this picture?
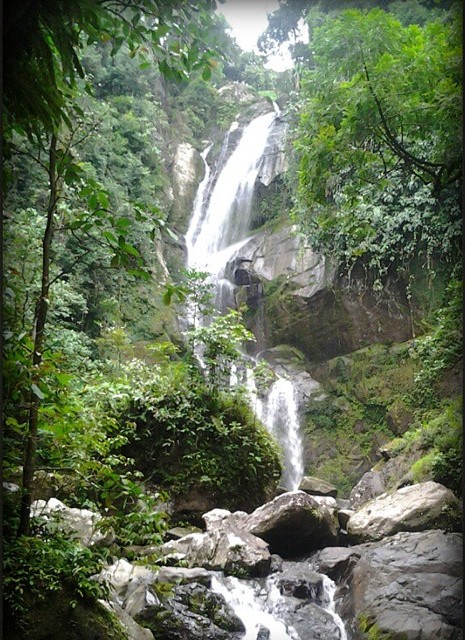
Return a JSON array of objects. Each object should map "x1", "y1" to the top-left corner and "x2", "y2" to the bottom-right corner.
[{"x1": 28, "y1": 475, "x2": 462, "y2": 640}]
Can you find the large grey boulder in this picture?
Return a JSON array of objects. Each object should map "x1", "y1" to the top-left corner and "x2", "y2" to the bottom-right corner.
[
  {"x1": 311, "y1": 547, "x2": 362, "y2": 582},
  {"x1": 159, "y1": 529, "x2": 271, "y2": 577},
  {"x1": 230, "y1": 226, "x2": 333, "y2": 300},
  {"x1": 98, "y1": 558, "x2": 159, "y2": 617},
  {"x1": 349, "y1": 470, "x2": 385, "y2": 509},
  {"x1": 286, "y1": 602, "x2": 343, "y2": 640},
  {"x1": 299, "y1": 475, "x2": 338, "y2": 498},
  {"x1": 31, "y1": 498, "x2": 113, "y2": 546},
  {"x1": 274, "y1": 562, "x2": 325, "y2": 601},
  {"x1": 202, "y1": 508, "x2": 248, "y2": 532},
  {"x1": 347, "y1": 481, "x2": 461, "y2": 543},
  {"x1": 243, "y1": 491, "x2": 339, "y2": 556},
  {"x1": 135, "y1": 582, "x2": 245, "y2": 640},
  {"x1": 351, "y1": 530, "x2": 462, "y2": 640},
  {"x1": 101, "y1": 600, "x2": 155, "y2": 640},
  {"x1": 156, "y1": 567, "x2": 212, "y2": 587},
  {"x1": 267, "y1": 564, "x2": 345, "y2": 640}
]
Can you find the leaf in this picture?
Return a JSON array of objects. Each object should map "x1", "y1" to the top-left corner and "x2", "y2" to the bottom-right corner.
[
  {"x1": 162, "y1": 287, "x2": 173, "y2": 306},
  {"x1": 55, "y1": 373, "x2": 73, "y2": 386},
  {"x1": 97, "y1": 191, "x2": 109, "y2": 209},
  {"x1": 122, "y1": 243, "x2": 140, "y2": 257},
  {"x1": 102, "y1": 231, "x2": 117, "y2": 244},
  {"x1": 139, "y1": 62, "x2": 151, "y2": 70},
  {"x1": 202, "y1": 66, "x2": 212, "y2": 81},
  {"x1": 31, "y1": 384, "x2": 45, "y2": 400},
  {"x1": 165, "y1": 227, "x2": 178, "y2": 241}
]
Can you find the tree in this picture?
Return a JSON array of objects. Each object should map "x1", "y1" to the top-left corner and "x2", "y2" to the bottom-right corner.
[
  {"x1": 295, "y1": 7, "x2": 461, "y2": 202},
  {"x1": 3, "y1": 0, "x2": 219, "y2": 136},
  {"x1": 3, "y1": 0, "x2": 222, "y2": 538},
  {"x1": 293, "y1": 6, "x2": 461, "y2": 287}
]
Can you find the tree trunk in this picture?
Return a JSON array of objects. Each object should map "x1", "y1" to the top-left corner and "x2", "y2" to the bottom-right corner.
[{"x1": 17, "y1": 134, "x2": 58, "y2": 536}]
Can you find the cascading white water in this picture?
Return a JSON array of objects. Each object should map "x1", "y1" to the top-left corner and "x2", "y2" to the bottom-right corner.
[
  {"x1": 185, "y1": 143, "x2": 213, "y2": 259},
  {"x1": 211, "y1": 572, "x2": 349, "y2": 640},
  {"x1": 211, "y1": 575, "x2": 299, "y2": 640},
  {"x1": 185, "y1": 109, "x2": 305, "y2": 491},
  {"x1": 260, "y1": 377, "x2": 304, "y2": 490},
  {"x1": 183, "y1": 107, "x2": 348, "y2": 640},
  {"x1": 321, "y1": 575, "x2": 349, "y2": 640},
  {"x1": 187, "y1": 111, "x2": 276, "y2": 273}
]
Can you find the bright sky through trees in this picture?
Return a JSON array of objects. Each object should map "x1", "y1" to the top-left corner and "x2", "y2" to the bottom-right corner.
[{"x1": 215, "y1": 0, "x2": 296, "y2": 71}]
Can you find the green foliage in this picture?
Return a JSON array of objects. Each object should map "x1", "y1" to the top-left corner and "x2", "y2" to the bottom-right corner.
[
  {"x1": 121, "y1": 360, "x2": 281, "y2": 510},
  {"x1": 4, "y1": 0, "x2": 220, "y2": 136},
  {"x1": 410, "y1": 399, "x2": 462, "y2": 494},
  {"x1": 4, "y1": 529, "x2": 109, "y2": 616},
  {"x1": 189, "y1": 310, "x2": 256, "y2": 389},
  {"x1": 411, "y1": 279, "x2": 462, "y2": 402},
  {"x1": 293, "y1": 6, "x2": 461, "y2": 287}
]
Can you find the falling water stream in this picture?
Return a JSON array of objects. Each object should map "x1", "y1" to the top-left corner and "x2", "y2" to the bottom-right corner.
[
  {"x1": 185, "y1": 109, "x2": 304, "y2": 491},
  {"x1": 184, "y1": 109, "x2": 348, "y2": 638}
]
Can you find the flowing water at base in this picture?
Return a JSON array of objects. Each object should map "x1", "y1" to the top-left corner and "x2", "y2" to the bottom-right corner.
[
  {"x1": 211, "y1": 575, "x2": 299, "y2": 640},
  {"x1": 211, "y1": 571, "x2": 348, "y2": 640}
]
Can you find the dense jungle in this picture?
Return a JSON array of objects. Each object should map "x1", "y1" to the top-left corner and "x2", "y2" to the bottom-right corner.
[{"x1": 2, "y1": 1, "x2": 462, "y2": 639}]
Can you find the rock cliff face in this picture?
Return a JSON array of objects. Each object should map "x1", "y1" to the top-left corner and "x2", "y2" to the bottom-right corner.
[
  {"x1": 257, "y1": 117, "x2": 288, "y2": 187},
  {"x1": 163, "y1": 92, "x2": 457, "y2": 501},
  {"x1": 170, "y1": 142, "x2": 205, "y2": 235}
]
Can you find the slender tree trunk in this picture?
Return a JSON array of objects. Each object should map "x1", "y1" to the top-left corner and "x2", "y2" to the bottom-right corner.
[{"x1": 18, "y1": 134, "x2": 58, "y2": 536}]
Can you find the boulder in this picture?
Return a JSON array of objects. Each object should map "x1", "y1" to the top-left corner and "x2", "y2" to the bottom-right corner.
[
  {"x1": 274, "y1": 562, "x2": 324, "y2": 601},
  {"x1": 156, "y1": 567, "x2": 212, "y2": 587},
  {"x1": 349, "y1": 470, "x2": 385, "y2": 509},
  {"x1": 101, "y1": 600, "x2": 155, "y2": 640},
  {"x1": 285, "y1": 602, "x2": 343, "y2": 640},
  {"x1": 202, "y1": 508, "x2": 248, "y2": 532},
  {"x1": 256, "y1": 625, "x2": 271, "y2": 639},
  {"x1": 243, "y1": 491, "x2": 339, "y2": 557},
  {"x1": 30, "y1": 498, "x2": 113, "y2": 546},
  {"x1": 135, "y1": 582, "x2": 245, "y2": 640},
  {"x1": 299, "y1": 476, "x2": 338, "y2": 498},
  {"x1": 347, "y1": 481, "x2": 461, "y2": 543},
  {"x1": 310, "y1": 547, "x2": 362, "y2": 582},
  {"x1": 351, "y1": 530, "x2": 463, "y2": 640},
  {"x1": 98, "y1": 558, "x2": 158, "y2": 617},
  {"x1": 3, "y1": 481, "x2": 20, "y2": 493},
  {"x1": 165, "y1": 525, "x2": 202, "y2": 541},
  {"x1": 159, "y1": 529, "x2": 271, "y2": 577}
]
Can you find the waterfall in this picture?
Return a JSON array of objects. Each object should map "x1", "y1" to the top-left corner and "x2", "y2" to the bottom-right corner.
[
  {"x1": 185, "y1": 109, "x2": 305, "y2": 491},
  {"x1": 187, "y1": 111, "x2": 276, "y2": 271},
  {"x1": 211, "y1": 575, "x2": 298, "y2": 640},
  {"x1": 260, "y1": 378, "x2": 304, "y2": 491},
  {"x1": 183, "y1": 107, "x2": 348, "y2": 640},
  {"x1": 321, "y1": 575, "x2": 349, "y2": 640},
  {"x1": 211, "y1": 572, "x2": 348, "y2": 640}
]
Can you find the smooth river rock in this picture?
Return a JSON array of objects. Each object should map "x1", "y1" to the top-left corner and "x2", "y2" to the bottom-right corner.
[
  {"x1": 135, "y1": 582, "x2": 245, "y2": 640},
  {"x1": 159, "y1": 529, "x2": 271, "y2": 577},
  {"x1": 31, "y1": 497, "x2": 113, "y2": 546},
  {"x1": 347, "y1": 481, "x2": 461, "y2": 543},
  {"x1": 243, "y1": 490, "x2": 339, "y2": 557},
  {"x1": 348, "y1": 470, "x2": 385, "y2": 509},
  {"x1": 299, "y1": 475, "x2": 338, "y2": 498}
]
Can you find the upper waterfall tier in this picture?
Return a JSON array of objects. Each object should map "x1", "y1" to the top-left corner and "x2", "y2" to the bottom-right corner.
[{"x1": 186, "y1": 111, "x2": 277, "y2": 273}]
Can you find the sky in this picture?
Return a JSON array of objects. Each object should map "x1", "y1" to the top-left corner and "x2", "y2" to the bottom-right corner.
[{"x1": 215, "y1": 0, "x2": 294, "y2": 72}]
